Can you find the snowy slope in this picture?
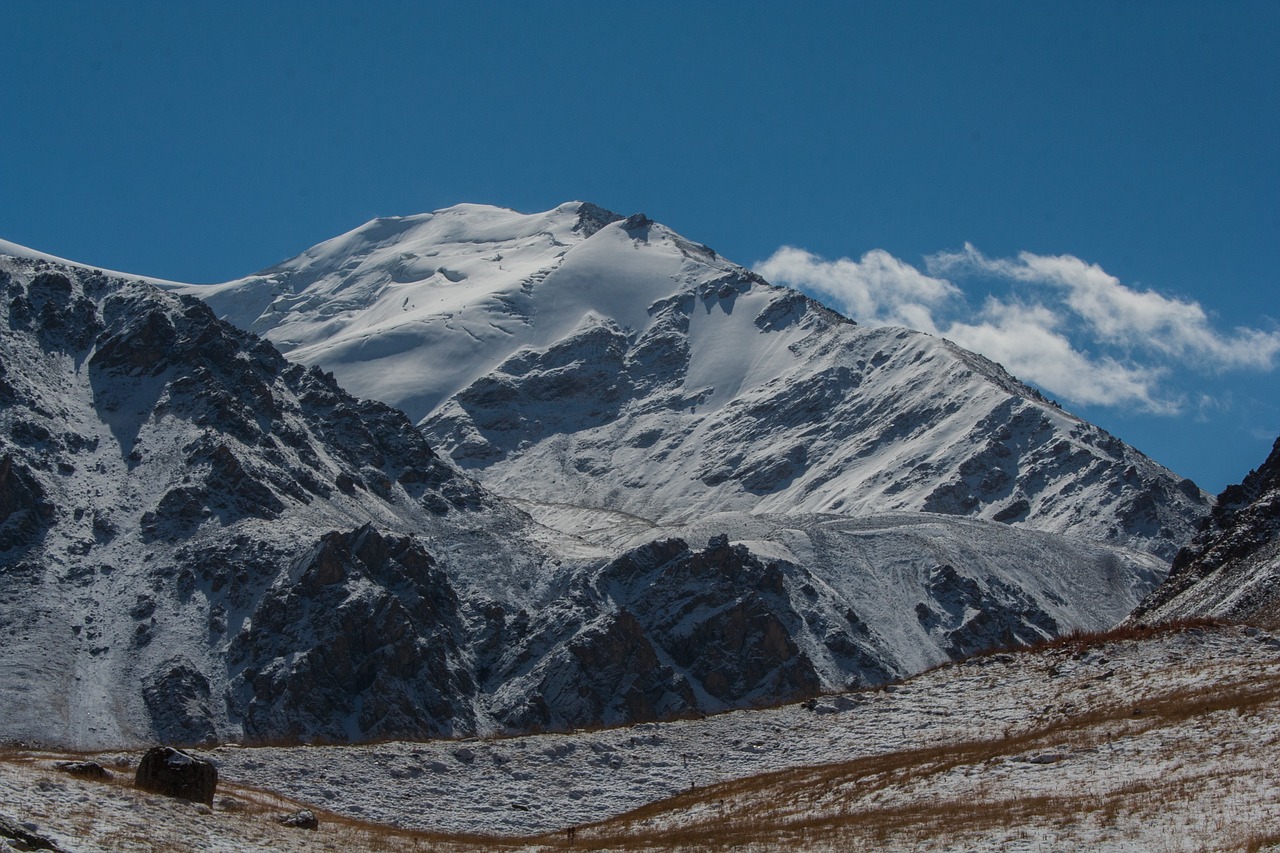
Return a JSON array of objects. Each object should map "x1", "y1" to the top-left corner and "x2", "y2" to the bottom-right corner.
[
  {"x1": 179, "y1": 202, "x2": 623, "y2": 422},
  {"x1": 0, "y1": 253, "x2": 1168, "y2": 749},
  {"x1": 174, "y1": 202, "x2": 1209, "y2": 560}
]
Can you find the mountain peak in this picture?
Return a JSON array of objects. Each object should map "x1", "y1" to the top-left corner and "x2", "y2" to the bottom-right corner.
[
  {"x1": 143, "y1": 203, "x2": 1210, "y2": 559},
  {"x1": 572, "y1": 202, "x2": 624, "y2": 236}
]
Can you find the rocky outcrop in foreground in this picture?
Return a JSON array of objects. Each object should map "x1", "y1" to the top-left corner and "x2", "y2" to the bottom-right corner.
[{"x1": 134, "y1": 747, "x2": 217, "y2": 806}]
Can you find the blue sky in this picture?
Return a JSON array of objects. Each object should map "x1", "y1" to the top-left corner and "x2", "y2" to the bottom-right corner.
[{"x1": 2, "y1": 1, "x2": 1277, "y2": 492}]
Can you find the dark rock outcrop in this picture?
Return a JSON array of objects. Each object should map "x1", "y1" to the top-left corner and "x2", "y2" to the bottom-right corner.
[
  {"x1": 228, "y1": 524, "x2": 474, "y2": 742},
  {"x1": 0, "y1": 453, "x2": 53, "y2": 551},
  {"x1": 1133, "y1": 437, "x2": 1280, "y2": 624},
  {"x1": 134, "y1": 746, "x2": 217, "y2": 806},
  {"x1": 142, "y1": 658, "x2": 219, "y2": 745},
  {"x1": 54, "y1": 761, "x2": 110, "y2": 780},
  {"x1": 0, "y1": 815, "x2": 64, "y2": 852},
  {"x1": 587, "y1": 539, "x2": 827, "y2": 710},
  {"x1": 573, "y1": 202, "x2": 623, "y2": 237},
  {"x1": 502, "y1": 607, "x2": 698, "y2": 730},
  {"x1": 917, "y1": 563, "x2": 1059, "y2": 659},
  {"x1": 627, "y1": 536, "x2": 823, "y2": 703}
]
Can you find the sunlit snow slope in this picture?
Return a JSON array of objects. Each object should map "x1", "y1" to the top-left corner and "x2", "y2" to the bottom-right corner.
[{"x1": 179, "y1": 202, "x2": 1208, "y2": 560}]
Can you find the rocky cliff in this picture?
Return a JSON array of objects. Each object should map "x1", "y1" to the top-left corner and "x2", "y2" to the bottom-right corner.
[{"x1": 1132, "y1": 437, "x2": 1280, "y2": 624}]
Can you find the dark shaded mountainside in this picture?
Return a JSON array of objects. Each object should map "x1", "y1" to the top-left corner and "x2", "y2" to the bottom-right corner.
[
  {"x1": 1133, "y1": 436, "x2": 1280, "y2": 625},
  {"x1": 0, "y1": 258, "x2": 510, "y2": 746},
  {"x1": 0, "y1": 230, "x2": 1198, "y2": 750}
]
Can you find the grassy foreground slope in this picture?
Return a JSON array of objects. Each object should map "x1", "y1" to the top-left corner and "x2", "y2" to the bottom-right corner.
[{"x1": 3, "y1": 622, "x2": 1279, "y2": 852}]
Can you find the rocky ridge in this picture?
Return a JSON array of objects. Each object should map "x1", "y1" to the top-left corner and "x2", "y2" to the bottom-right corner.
[{"x1": 1133, "y1": 436, "x2": 1280, "y2": 624}]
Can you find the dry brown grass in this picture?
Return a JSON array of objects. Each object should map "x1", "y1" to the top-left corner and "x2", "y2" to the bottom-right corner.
[
  {"x1": 998, "y1": 616, "x2": 1230, "y2": 658},
  {"x1": 527, "y1": 661, "x2": 1280, "y2": 852}
]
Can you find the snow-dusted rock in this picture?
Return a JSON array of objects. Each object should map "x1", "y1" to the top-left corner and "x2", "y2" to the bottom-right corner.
[
  {"x1": 1133, "y1": 435, "x2": 1280, "y2": 623},
  {"x1": 134, "y1": 746, "x2": 217, "y2": 806}
]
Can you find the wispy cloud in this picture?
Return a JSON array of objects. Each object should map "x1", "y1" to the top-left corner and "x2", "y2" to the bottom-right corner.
[
  {"x1": 756, "y1": 247, "x2": 958, "y2": 334},
  {"x1": 943, "y1": 299, "x2": 1175, "y2": 412},
  {"x1": 755, "y1": 244, "x2": 1280, "y2": 415},
  {"x1": 928, "y1": 244, "x2": 1280, "y2": 369}
]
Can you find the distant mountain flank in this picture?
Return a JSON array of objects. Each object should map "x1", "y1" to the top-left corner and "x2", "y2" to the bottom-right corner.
[{"x1": 1133, "y1": 436, "x2": 1280, "y2": 625}]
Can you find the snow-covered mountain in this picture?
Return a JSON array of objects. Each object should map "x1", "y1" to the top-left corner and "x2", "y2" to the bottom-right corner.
[
  {"x1": 2, "y1": 200, "x2": 1215, "y2": 750},
  {"x1": 178, "y1": 202, "x2": 1208, "y2": 560},
  {"x1": 1133, "y1": 436, "x2": 1280, "y2": 624}
]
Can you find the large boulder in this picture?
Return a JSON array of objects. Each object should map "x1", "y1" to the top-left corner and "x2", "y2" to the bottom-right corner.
[{"x1": 134, "y1": 746, "x2": 217, "y2": 806}]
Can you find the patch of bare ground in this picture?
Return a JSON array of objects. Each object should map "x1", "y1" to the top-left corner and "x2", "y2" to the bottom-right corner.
[{"x1": 0, "y1": 748, "x2": 517, "y2": 853}]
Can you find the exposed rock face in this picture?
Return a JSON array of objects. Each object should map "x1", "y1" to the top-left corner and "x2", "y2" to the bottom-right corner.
[
  {"x1": 142, "y1": 658, "x2": 219, "y2": 745},
  {"x1": 916, "y1": 563, "x2": 1059, "y2": 660},
  {"x1": 502, "y1": 606, "x2": 697, "y2": 731},
  {"x1": 0, "y1": 453, "x2": 53, "y2": 552},
  {"x1": 1133, "y1": 437, "x2": 1280, "y2": 624},
  {"x1": 134, "y1": 746, "x2": 217, "y2": 806},
  {"x1": 489, "y1": 535, "x2": 824, "y2": 732},
  {"x1": 229, "y1": 524, "x2": 474, "y2": 741},
  {"x1": 610, "y1": 536, "x2": 824, "y2": 703}
]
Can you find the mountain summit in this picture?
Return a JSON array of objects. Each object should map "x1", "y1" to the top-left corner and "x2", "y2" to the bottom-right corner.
[{"x1": 181, "y1": 202, "x2": 1208, "y2": 559}]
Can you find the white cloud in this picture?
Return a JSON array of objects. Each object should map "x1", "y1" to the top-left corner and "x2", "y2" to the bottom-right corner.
[
  {"x1": 756, "y1": 247, "x2": 958, "y2": 333},
  {"x1": 928, "y1": 243, "x2": 1280, "y2": 369},
  {"x1": 756, "y1": 242, "x2": 1279, "y2": 415},
  {"x1": 944, "y1": 299, "x2": 1176, "y2": 413}
]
